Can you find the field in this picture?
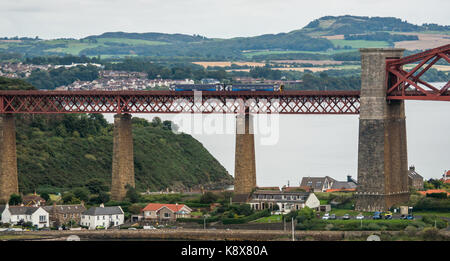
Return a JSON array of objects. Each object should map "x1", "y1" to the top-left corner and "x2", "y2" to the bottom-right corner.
[
  {"x1": 271, "y1": 60, "x2": 344, "y2": 65},
  {"x1": 226, "y1": 65, "x2": 360, "y2": 73},
  {"x1": 192, "y1": 61, "x2": 266, "y2": 68},
  {"x1": 395, "y1": 33, "x2": 450, "y2": 50},
  {"x1": 329, "y1": 39, "x2": 391, "y2": 49},
  {"x1": 252, "y1": 215, "x2": 283, "y2": 223}
]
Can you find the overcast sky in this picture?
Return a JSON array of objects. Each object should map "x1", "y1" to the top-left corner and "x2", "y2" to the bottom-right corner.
[{"x1": 1, "y1": 0, "x2": 449, "y2": 39}]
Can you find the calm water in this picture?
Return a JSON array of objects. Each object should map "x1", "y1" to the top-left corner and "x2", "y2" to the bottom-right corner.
[{"x1": 104, "y1": 83, "x2": 450, "y2": 188}]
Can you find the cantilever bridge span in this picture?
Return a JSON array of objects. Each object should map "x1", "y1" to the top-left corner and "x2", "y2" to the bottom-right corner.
[{"x1": 0, "y1": 90, "x2": 361, "y2": 114}]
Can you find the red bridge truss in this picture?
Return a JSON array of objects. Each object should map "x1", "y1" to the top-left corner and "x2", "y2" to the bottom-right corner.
[
  {"x1": 0, "y1": 90, "x2": 361, "y2": 114},
  {"x1": 386, "y1": 44, "x2": 450, "y2": 101}
]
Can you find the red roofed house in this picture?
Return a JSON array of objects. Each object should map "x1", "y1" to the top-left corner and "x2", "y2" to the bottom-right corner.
[
  {"x1": 441, "y1": 170, "x2": 450, "y2": 184},
  {"x1": 141, "y1": 203, "x2": 192, "y2": 221}
]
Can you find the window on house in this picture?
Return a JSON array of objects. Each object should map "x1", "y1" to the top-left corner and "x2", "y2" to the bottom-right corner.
[
  {"x1": 164, "y1": 213, "x2": 170, "y2": 218},
  {"x1": 103, "y1": 216, "x2": 105, "y2": 220},
  {"x1": 39, "y1": 215, "x2": 46, "y2": 222}
]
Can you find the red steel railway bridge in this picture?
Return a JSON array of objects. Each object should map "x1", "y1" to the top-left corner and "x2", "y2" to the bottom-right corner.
[{"x1": 0, "y1": 44, "x2": 448, "y2": 211}]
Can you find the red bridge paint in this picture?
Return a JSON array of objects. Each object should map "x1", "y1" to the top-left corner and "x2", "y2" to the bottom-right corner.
[
  {"x1": 0, "y1": 90, "x2": 361, "y2": 114},
  {"x1": 386, "y1": 44, "x2": 450, "y2": 101}
]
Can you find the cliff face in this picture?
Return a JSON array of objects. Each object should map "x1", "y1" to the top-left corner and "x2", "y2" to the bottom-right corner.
[{"x1": 14, "y1": 114, "x2": 233, "y2": 193}]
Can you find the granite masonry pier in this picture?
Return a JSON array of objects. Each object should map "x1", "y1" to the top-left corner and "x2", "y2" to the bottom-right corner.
[
  {"x1": 355, "y1": 48, "x2": 410, "y2": 211},
  {"x1": 234, "y1": 113, "x2": 257, "y2": 196},
  {"x1": 0, "y1": 114, "x2": 18, "y2": 203},
  {"x1": 111, "y1": 113, "x2": 135, "y2": 201}
]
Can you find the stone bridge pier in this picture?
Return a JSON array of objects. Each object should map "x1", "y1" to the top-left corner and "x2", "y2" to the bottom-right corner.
[
  {"x1": 0, "y1": 114, "x2": 18, "y2": 203},
  {"x1": 234, "y1": 112, "x2": 257, "y2": 197},
  {"x1": 111, "y1": 113, "x2": 135, "y2": 201},
  {"x1": 355, "y1": 48, "x2": 410, "y2": 212}
]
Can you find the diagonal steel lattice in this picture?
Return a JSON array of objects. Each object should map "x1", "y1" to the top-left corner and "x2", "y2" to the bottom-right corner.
[
  {"x1": 0, "y1": 90, "x2": 361, "y2": 114},
  {"x1": 386, "y1": 44, "x2": 450, "y2": 101}
]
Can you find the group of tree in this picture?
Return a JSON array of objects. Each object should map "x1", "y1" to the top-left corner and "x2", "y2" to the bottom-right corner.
[{"x1": 25, "y1": 65, "x2": 99, "y2": 90}]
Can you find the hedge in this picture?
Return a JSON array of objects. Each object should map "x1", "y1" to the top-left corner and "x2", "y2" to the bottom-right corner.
[
  {"x1": 413, "y1": 198, "x2": 450, "y2": 212},
  {"x1": 296, "y1": 219, "x2": 414, "y2": 231},
  {"x1": 221, "y1": 209, "x2": 271, "y2": 224},
  {"x1": 177, "y1": 216, "x2": 220, "y2": 224}
]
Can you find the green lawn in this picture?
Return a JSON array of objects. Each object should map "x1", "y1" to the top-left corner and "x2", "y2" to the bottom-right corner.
[{"x1": 252, "y1": 215, "x2": 283, "y2": 223}]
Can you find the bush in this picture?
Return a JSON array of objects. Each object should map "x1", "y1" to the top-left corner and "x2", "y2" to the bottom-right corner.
[
  {"x1": 426, "y1": 193, "x2": 447, "y2": 199},
  {"x1": 199, "y1": 192, "x2": 219, "y2": 204},
  {"x1": 414, "y1": 198, "x2": 450, "y2": 212},
  {"x1": 421, "y1": 215, "x2": 448, "y2": 229},
  {"x1": 221, "y1": 209, "x2": 271, "y2": 224},
  {"x1": 8, "y1": 194, "x2": 22, "y2": 205}
]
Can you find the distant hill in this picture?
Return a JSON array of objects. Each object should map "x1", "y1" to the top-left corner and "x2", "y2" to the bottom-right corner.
[
  {"x1": 0, "y1": 15, "x2": 448, "y2": 59},
  {"x1": 83, "y1": 31, "x2": 210, "y2": 43},
  {"x1": 301, "y1": 15, "x2": 450, "y2": 36}
]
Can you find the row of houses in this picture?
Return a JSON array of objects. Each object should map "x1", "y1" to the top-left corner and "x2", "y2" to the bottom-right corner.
[{"x1": 0, "y1": 203, "x2": 124, "y2": 230}]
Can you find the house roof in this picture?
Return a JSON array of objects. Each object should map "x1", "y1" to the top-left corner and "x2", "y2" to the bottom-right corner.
[
  {"x1": 43, "y1": 204, "x2": 86, "y2": 214},
  {"x1": 325, "y1": 188, "x2": 357, "y2": 193},
  {"x1": 408, "y1": 168, "x2": 423, "y2": 179},
  {"x1": 251, "y1": 190, "x2": 311, "y2": 202},
  {"x1": 142, "y1": 203, "x2": 189, "y2": 213},
  {"x1": 282, "y1": 186, "x2": 311, "y2": 192},
  {"x1": 331, "y1": 181, "x2": 357, "y2": 190},
  {"x1": 82, "y1": 206, "x2": 123, "y2": 216},
  {"x1": 300, "y1": 176, "x2": 335, "y2": 189},
  {"x1": 8, "y1": 206, "x2": 46, "y2": 215}
]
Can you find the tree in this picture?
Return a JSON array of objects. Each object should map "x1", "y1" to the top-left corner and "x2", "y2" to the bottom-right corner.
[
  {"x1": 72, "y1": 187, "x2": 89, "y2": 202},
  {"x1": 151, "y1": 117, "x2": 162, "y2": 128},
  {"x1": 40, "y1": 193, "x2": 50, "y2": 202},
  {"x1": 8, "y1": 194, "x2": 22, "y2": 205},
  {"x1": 125, "y1": 185, "x2": 140, "y2": 203},
  {"x1": 199, "y1": 192, "x2": 219, "y2": 204},
  {"x1": 62, "y1": 192, "x2": 75, "y2": 204},
  {"x1": 128, "y1": 204, "x2": 143, "y2": 214},
  {"x1": 85, "y1": 178, "x2": 108, "y2": 194}
]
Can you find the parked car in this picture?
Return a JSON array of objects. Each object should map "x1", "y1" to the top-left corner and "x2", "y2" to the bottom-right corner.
[
  {"x1": 384, "y1": 211, "x2": 393, "y2": 219},
  {"x1": 406, "y1": 214, "x2": 415, "y2": 220},
  {"x1": 95, "y1": 225, "x2": 105, "y2": 230},
  {"x1": 329, "y1": 214, "x2": 337, "y2": 220},
  {"x1": 143, "y1": 225, "x2": 156, "y2": 230},
  {"x1": 373, "y1": 212, "x2": 382, "y2": 220},
  {"x1": 342, "y1": 214, "x2": 351, "y2": 220},
  {"x1": 322, "y1": 213, "x2": 330, "y2": 220},
  {"x1": 356, "y1": 214, "x2": 364, "y2": 220},
  {"x1": 127, "y1": 227, "x2": 137, "y2": 230}
]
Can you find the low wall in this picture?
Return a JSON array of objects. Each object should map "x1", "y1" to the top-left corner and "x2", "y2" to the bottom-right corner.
[{"x1": 6, "y1": 229, "x2": 450, "y2": 241}]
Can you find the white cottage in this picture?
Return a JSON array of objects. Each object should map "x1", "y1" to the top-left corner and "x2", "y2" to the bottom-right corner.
[
  {"x1": 80, "y1": 204, "x2": 124, "y2": 229},
  {"x1": 1, "y1": 204, "x2": 49, "y2": 228},
  {"x1": 249, "y1": 190, "x2": 320, "y2": 214}
]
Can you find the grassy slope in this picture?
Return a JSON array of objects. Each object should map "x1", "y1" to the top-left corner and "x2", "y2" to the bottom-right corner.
[{"x1": 16, "y1": 119, "x2": 233, "y2": 193}]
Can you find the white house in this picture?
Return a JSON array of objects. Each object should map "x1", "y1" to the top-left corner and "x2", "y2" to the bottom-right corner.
[
  {"x1": 0, "y1": 204, "x2": 49, "y2": 228},
  {"x1": 249, "y1": 190, "x2": 320, "y2": 214},
  {"x1": 80, "y1": 204, "x2": 124, "y2": 229}
]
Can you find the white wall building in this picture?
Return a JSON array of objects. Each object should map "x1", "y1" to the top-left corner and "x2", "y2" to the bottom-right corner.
[
  {"x1": 80, "y1": 204, "x2": 124, "y2": 230},
  {"x1": 0, "y1": 204, "x2": 49, "y2": 228},
  {"x1": 249, "y1": 191, "x2": 320, "y2": 214}
]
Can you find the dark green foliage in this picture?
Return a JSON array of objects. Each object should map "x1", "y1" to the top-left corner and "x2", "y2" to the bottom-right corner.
[
  {"x1": 25, "y1": 65, "x2": 99, "y2": 90},
  {"x1": 421, "y1": 215, "x2": 448, "y2": 229},
  {"x1": 426, "y1": 193, "x2": 448, "y2": 199},
  {"x1": 8, "y1": 194, "x2": 22, "y2": 205},
  {"x1": 85, "y1": 178, "x2": 109, "y2": 194},
  {"x1": 221, "y1": 209, "x2": 271, "y2": 224},
  {"x1": 0, "y1": 76, "x2": 35, "y2": 90},
  {"x1": 199, "y1": 192, "x2": 219, "y2": 204},
  {"x1": 25, "y1": 55, "x2": 101, "y2": 65},
  {"x1": 72, "y1": 187, "x2": 89, "y2": 202},
  {"x1": 15, "y1": 114, "x2": 232, "y2": 193},
  {"x1": 40, "y1": 193, "x2": 50, "y2": 202},
  {"x1": 125, "y1": 185, "x2": 140, "y2": 203},
  {"x1": 89, "y1": 191, "x2": 110, "y2": 205},
  {"x1": 414, "y1": 198, "x2": 450, "y2": 212},
  {"x1": 128, "y1": 204, "x2": 143, "y2": 214},
  {"x1": 249, "y1": 67, "x2": 281, "y2": 80}
]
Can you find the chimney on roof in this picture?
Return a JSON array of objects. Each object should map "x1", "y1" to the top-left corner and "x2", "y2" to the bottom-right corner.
[
  {"x1": 81, "y1": 201, "x2": 85, "y2": 207},
  {"x1": 100, "y1": 203, "x2": 104, "y2": 208},
  {"x1": 409, "y1": 166, "x2": 415, "y2": 171},
  {"x1": 347, "y1": 175, "x2": 352, "y2": 182}
]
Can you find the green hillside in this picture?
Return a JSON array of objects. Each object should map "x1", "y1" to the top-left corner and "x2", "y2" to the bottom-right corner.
[{"x1": 14, "y1": 114, "x2": 233, "y2": 194}]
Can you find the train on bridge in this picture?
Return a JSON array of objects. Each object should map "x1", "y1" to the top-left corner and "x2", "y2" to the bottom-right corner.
[{"x1": 169, "y1": 83, "x2": 284, "y2": 92}]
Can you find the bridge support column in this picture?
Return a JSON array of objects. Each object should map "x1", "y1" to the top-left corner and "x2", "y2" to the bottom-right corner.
[
  {"x1": 234, "y1": 113, "x2": 256, "y2": 196},
  {"x1": 111, "y1": 113, "x2": 135, "y2": 201},
  {"x1": 355, "y1": 48, "x2": 409, "y2": 212},
  {"x1": 0, "y1": 114, "x2": 18, "y2": 203}
]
